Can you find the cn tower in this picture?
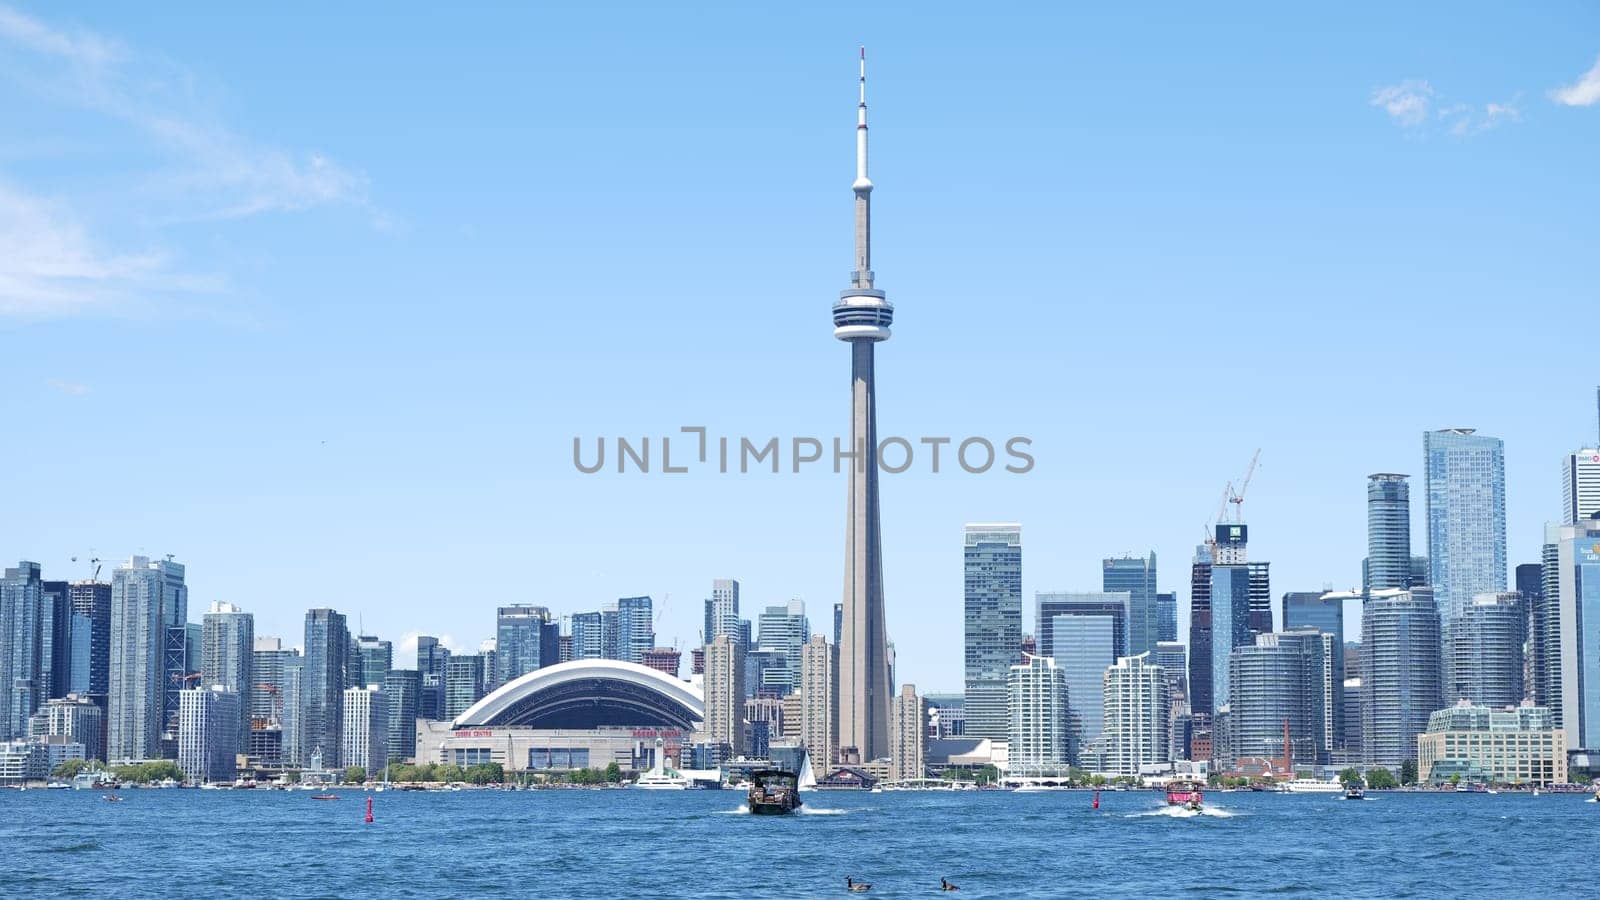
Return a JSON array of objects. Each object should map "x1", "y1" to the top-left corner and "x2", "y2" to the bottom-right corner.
[{"x1": 835, "y1": 47, "x2": 893, "y2": 763}]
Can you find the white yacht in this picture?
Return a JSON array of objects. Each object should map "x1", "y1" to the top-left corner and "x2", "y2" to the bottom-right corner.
[
  {"x1": 631, "y1": 738, "x2": 695, "y2": 790},
  {"x1": 1278, "y1": 778, "x2": 1345, "y2": 793}
]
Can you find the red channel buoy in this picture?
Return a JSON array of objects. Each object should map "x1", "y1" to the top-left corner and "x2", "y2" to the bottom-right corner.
[
  {"x1": 1092, "y1": 790, "x2": 1100, "y2": 810},
  {"x1": 365, "y1": 795, "x2": 374, "y2": 824}
]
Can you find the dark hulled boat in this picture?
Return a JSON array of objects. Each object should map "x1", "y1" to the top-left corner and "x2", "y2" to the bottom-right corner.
[{"x1": 747, "y1": 770, "x2": 803, "y2": 815}]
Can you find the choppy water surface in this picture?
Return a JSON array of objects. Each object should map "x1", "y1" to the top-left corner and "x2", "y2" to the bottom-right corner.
[{"x1": 3, "y1": 789, "x2": 1594, "y2": 897}]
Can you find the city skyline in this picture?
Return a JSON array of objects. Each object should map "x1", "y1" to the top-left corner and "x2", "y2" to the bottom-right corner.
[{"x1": 6, "y1": 4, "x2": 1600, "y2": 694}]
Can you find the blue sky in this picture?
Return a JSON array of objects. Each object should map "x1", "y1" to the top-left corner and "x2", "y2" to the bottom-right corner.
[{"x1": 4, "y1": 2, "x2": 1599, "y2": 693}]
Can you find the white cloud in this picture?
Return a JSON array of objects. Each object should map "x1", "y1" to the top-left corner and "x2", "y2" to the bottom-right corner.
[
  {"x1": 0, "y1": 180, "x2": 166, "y2": 319},
  {"x1": 1551, "y1": 54, "x2": 1600, "y2": 107},
  {"x1": 46, "y1": 378, "x2": 91, "y2": 396},
  {"x1": 1371, "y1": 80, "x2": 1434, "y2": 128},
  {"x1": 395, "y1": 631, "x2": 464, "y2": 663},
  {"x1": 1442, "y1": 99, "x2": 1521, "y2": 137}
]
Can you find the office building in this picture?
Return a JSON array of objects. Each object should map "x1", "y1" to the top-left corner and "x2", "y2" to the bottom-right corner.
[
  {"x1": 1519, "y1": 561, "x2": 1549, "y2": 708},
  {"x1": 615, "y1": 596, "x2": 654, "y2": 664},
  {"x1": 1189, "y1": 544, "x2": 1214, "y2": 715},
  {"x1": 757, "y1": 600, "x2": 809, "y2": 694},
  {"x1": 1154, "y1": 641, "x2": 1187, "y2": 699},
  {"x1": 799, "y1": 634, "x2": 838, "y2": 768},
  {"x1": 1209, "y1": 555, "x2": 1254, "y2": 724},
  {"x1": 1103, "y1": 553, "x2": 1158, "y2": 657},
  {"x1": 1417, "y1": 701, "x2": 1565, "y2": 785},
  {"x1": 303, "y1": 608, "x2": 349, "y2": 766},
  {"x1": 0, "y1": 562, "x2": 44, "y2": 740},
  {"x1": 496, "y1": 605, "x2": 558, "y2": 685},
  {"x1": 1424, "y1": 428, "x2": 1507, "y2": 629},
  {"x1": 1361, "y1": 588, "x2": 1443, "y2": 769},
  {"x1": 963, "y1": 524, "x2": 1022, "y2": 741},
  {"x1": 416, "y1": 635, "x2": 450, "y2": 720},
  {"x1": 67, "y1": 581, "x2": 111, "y2": 715},
  {"x1": 1036, "y1": 592, "x2": 1129, "y2": 661},
  {"x1": 383, "y1": 669, "x2": 419, "y2": 763},
  {"x1": 1102, "y1": 652, "x2": 1170, "y2": 776},
  {"x1": 570, "y1": 611, "x2": 605, "y2": 661},
  {"x1": 924, "y1": 693, "x2": 965, "y2": 739},
  {"x1": 889, "y1": 683, "x2": 924, "y2": 781},
  {"x1": 39, "y1": 580, "x2": 71, "y2": 703},
  {"x1": 178, "y1": 684, "x2": 240, "y2": 784},
  {"x1": 355, "y1": 634, "x2": 393, "y2": 690},
  {"x1": 1282, "y1": 590, "x2": 1351, "y2": 748},
  {"x1": 444, "y1": 654, "x2": 486, "y2": 720},
  {"x1": 108, "y1": 557, "x2": 174, "y2": 761},
  {"x1": 201, "y1": 601, "x2": 254, "y2": 741},
  {"x1": 704, "y1": 635, "x2": 745, "y2": 757},
  {"x1": 744, "y1": 648, "x2": 788, "y2": 700},
  {"x1": 1037, "y1": 593, "x2": 1128, "y2": 760},
  {"x1": 704, "y1": 579, "x2": 741, "y2": 645},
  {"x1": 1367, "y1": 474, "x2": 1413, "y2": 592},
  {"x1": 28, "y1": 694, "x2": 104, "y2": 764},
  {"x1": 1228, "y1": 629, "x2": 1335, "y2": 767},
  {"x1": 1552, "y1": 518, "x2": 1600, "y2": 748},
  {"x1": 1156, "y1": 592, "x2": 1178, "y2": 644},
  {"x1": 1007, "y1": 655, "x2": 1071, "y2": 770},
  {"x1": 1341, "y1": 676, "x2": 1362, "y2": 760},
  {"x1": 342, "y1": 685, "x2": 390, "y2": 775},
  {"x1": 1447, "y1": 592, "x2": 1525, "y2": 708},
  {"x1": 1562, "y1": 450, "x2": 1600, "y2": 525}
]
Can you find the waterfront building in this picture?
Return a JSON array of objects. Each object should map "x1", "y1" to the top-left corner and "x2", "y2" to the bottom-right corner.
[
  {"x1": 444, "y1": 654, "x2": 487, "y2": 720},
  {"x1": 1361, "y1": 588, "x2": 1443, "y2": 769},
  {"x1": 1037, "y1": 598, "x2": 1125, "y2": 760},
  {"x1": 1552, "y1": 517, "x2": 1600, "y2": 747},
  {"x1": 1228, "y1": 629, "x2": 1335, "y2": 767},
  {"x1": 615, "y1": 596, "x2": 654, "y2": 665},
  {"x1": 835, "y1": 51, "x2": 896, "y2": 765},
  {"x1": 343, "y1": 685, "x2": 390, "y2": 775},
  {"x1": 201, "y1": 601, "x2": 254, "y2": 741},
  {"x1": 799, "y1": 634, "x2": 837, "y2": 768},
  {"x1": 1156, "y1": 592, "x2": 1178, "y2": 644},
  {"x1": 1036, "y1": 592, "x2": 1129, "y2": 662},
  {"x1": 107, "y1": 557, "x2": 175, "y2": 761},
  {"x1": 1562, "y1": 449, "x2": 1600, "y2": 525},
  {"x1": 355, "y1": 634, "x2": 393, "y2": 690},
  {"x1": 67, "y1": 581, "x2": 111, "y2": 714},
  {"x1": 280, "y1": 656, "x2": 304, "y2": 767},
  {"x1": 303, "y1": 608, "x2": 349, "y2": 766},
  {"x1": 0, "y1": 562, "x2": 44, "y2": 740},
  {"x1": 1416, "y1": 701, "x2": 1565, "y2": 785},
  {"x1": 1103, "y1": 553, "x2": 1158, "y2": 657},
  {"x1": 1008, "y1": 655, "x2": 1071, "y2": 769},
  {"x1": 1424, "y1": 428, "x2": 1507, "y2": 630},
  {"x1": 1102, "y1": 653, "x2": 1170, "y2": 776},
  {"x1": 1283, "y1": 591, "x2": 1350, "y2": 749},
  {"x1": 889, "y1": 684, "x2": 925, "y2": 781},
  {"x1": 1189, "y1": 544, "x2": 1214, "y2": 715},
  {"x1": 1447, "y1": 592, "x2": 1525, "y2": 708},
  {"x1": 178, "y1": 684, "x2": 240, "y2": 784},
  {"x1": 1209, "y1": 556, "x2": 1254, "y2": 724},
  {"x1": 1367, "y1": 474, "x2": 1413, "y2": 592},
  {"x1": 496, "y1": 605, "x2": 559, "y2": 685},
  {"x1": 704, "y1": 635, "x2": 745, "y2": 757},
  {"x1": 383, "y1": 669, "x2": 419, "y2": 763},
  {"x1": 415, "y1": 635, "x2": 450, "y2": 720},
  {"x1": 964, "y1": 524, "x2": 1022, "y2": 742},
  {"x1": 704, "y1": 579, "x2": 742, "y2": 646},
  {"x1": 28, "y1": 693, "x2": 104, "y2": 764},
  {"x1": 640, "y1": 647, "x2": 681, "y2": 679},
  {"x1": 757, "y1": 600, "x2": 809, "y2": 694}
]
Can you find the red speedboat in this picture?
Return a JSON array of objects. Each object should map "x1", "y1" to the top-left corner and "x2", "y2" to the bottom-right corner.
[{"x1": 1165, "y1": 780, "x2": 1203, "y2": 811}]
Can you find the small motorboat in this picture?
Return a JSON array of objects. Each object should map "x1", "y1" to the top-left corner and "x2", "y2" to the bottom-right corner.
[
  {"x1": 309, "y1": 793, "x2": 341, "y2": 801},
  {"x1": 1343, "y1": 782, "x2": 1366, "y2": 800},
  {"x1": 1165, "y1": 779, "x2": 1204, "y2": 811},
  {"x1": 102, "y1": 794, "x2": 122, "y2": 802},
  {"x1": 746, "y1": 770, "x2": 803, "y2": 815}
]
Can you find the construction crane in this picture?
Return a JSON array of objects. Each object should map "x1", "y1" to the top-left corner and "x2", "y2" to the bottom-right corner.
[
  {"x1": 1227, "y1": 448, "x2": 1262, "y2": 524},
  {"x1": 1202, "y1": 483, "x2": 1233, "y2": 547},
  {"x1": 70, "y1": 555, "x2": 103, "y2": 582}
]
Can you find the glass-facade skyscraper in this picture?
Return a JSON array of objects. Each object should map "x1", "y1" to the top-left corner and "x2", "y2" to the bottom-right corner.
[
  {"x1": 1188, "y1": 545, "x2": 1214, "y2": 715},
  {"x1": 1209, "y1": 564, "x2": 1253, "y2": 717},
  {"x1": 1155, "y1": 592, "x2": 1178, "y2": 644},
  {"x1": 108, "y1": 557, "x2": 176, "y2": 761},
  {"x1": 303, "y1": 608, "x2": 349, "y2": 766},
  {"x1": 757, "y1": 600, "x2": 809, "y2": 695},
  {"x1": 1424, "y1": 429, "x2": 1507, "y2": 628},
  {"x1": 201, "y1": 601, "x2": 254, "y2": 741},
  {"x1": 1447, "y1": 592, "x2": 1525, "y2": 709},
  {"x1": 615, "y1": 596, "x2": 654, "y2": 664},
  {"x1": 496, "y1": 605, "x2": 558, "y2": 685},
  {"x1": 1361, "y1": 587, "x2": 1443, "y2": 769},
  {"x1": 1367, "y1": 473, "x2": 1412, "y2": 592},
  {"x1": 0, "y1": 562, "x2": 44, "y2": 740},
  {"x1": 1553, "y1": 518, "x2": 1600, "y2": 748},
  {"x1": 1102, "y1": 553, "x2": 1157, "y2": 657},
  {"x1": 963, "y1": 524, "x2": 1021, "y2": 741}
]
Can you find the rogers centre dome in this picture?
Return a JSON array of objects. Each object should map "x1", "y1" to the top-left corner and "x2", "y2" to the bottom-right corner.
[{"x1": 452, "y1": 659, "x2": 704, "y2": 731}]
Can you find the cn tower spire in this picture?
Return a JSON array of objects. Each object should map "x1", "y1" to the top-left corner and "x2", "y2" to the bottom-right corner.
[{"x1": 853, "y1": 46, "x2": 873, "y2": 289}]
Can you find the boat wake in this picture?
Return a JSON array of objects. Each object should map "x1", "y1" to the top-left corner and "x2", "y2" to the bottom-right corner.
[
  {"x1": 797, "y1": 806, "x2": 846, "y2": 815},
  {"x1": 1127, "y1": 805, "x2": 1236, "y2": 819}
]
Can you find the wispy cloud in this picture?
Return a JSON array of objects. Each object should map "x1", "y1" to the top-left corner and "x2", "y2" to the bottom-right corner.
[
  {"x1": 0, "y1": 4, "x2": 369, "y2": 319},
  {"x1": 1551, "y1": 54, "x2": 1600, "y2": 107},
  {"x1": 1371, "y1": 80, "x2": 1434, "y2": 128},
  {"x1": 46, "y1": 378, "x2": 91, "y2": 397},
  {"x1": 1372, "y1": 80, "x2": 1519, "y2": 138}
]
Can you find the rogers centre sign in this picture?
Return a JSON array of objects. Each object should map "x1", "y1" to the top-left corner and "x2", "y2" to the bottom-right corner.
[
  {"x1": 453, "y1": 730, "x2": 494, "y2": 738},
  {"x1": 631, "y1": 729, "x2": 683, "y2": 738}
]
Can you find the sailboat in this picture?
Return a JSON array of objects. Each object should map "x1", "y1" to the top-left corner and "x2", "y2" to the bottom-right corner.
[{"x1": 374, "y1": 764, "x2": 388, "y2": 793}]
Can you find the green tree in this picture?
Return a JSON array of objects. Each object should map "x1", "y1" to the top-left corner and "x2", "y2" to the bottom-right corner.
[
  {"x1": 53, "y1": 759, "x2": 93, "y2": 778},
  {"x1": 344, "y1": 766, "x2": 366, "y2": 784},
  {"x1": 283, "y1": 769, "x2": 301, "y2": 783},
  {"x1": 1400, "y1": 759, "x2": 1418, "y2": 786},
  {"x1": 1337, "y1": 767, "x2": 1363, "y2": 787},
  {"x1": 1090, "y1": 775, "x2": 1107, "y2": 787},
  {"x1": 438, "y1": 764, "x2": 465, "y2": 783},
  {"x1": 604, "y1": 761, "x2": 623, "y2": 784},
  {"x1": 1449, "y1": 773, "x2": 1461, "y2": 788},
  {"x1": 1366, "y1": 767, "x2": 1398, "y2": 789},
  {"x1": 464, "y1": 763, "x2": 504, "y2": 785}
]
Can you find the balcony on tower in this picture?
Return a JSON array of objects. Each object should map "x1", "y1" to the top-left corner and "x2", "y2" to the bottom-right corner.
[{"x1": 833, "y1": 289, "x2": 893, "y2": 342}]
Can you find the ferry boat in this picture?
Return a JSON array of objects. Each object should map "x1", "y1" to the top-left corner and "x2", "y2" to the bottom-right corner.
[
  {"x1": 1278, "y1": 778, "x2": 1345, "y2": 794},
  {"x1": 746, "y1": 770, "x2": 803, "y2": 815},
  {"x1": 1165, "y1": 779, "x2": 1204, "y2": 811}
]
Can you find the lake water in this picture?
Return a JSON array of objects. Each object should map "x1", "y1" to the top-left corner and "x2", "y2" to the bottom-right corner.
[{"x1": 3, "y1": 788, "x2": 1593, "y2": 897}]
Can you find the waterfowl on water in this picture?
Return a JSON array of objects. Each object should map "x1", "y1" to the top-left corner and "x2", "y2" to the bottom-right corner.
[{"x1": 941, "y1": 877, "x2": 960, "y2": 891}]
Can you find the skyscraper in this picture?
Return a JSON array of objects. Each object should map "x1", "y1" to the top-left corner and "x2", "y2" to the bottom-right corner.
[
  {"x1": 1155, "y1": 592, "x2": 1178, "y2": 644},
  {"x1": 30, "y1": 694, "x2": 104, "y2": 765},
  {"x1": 1228, "y1": 629, "x2": 1335, "y2": 767},
  {"x1": 200, "y1": 601, "x2": 254, "y2": 742},
  {"x1": 1561, "y1": 449, "x2": 1600, "y2": 525},
  {"x1": 1188, "y1": 544, "x2": 1214, "y2": 715},
  {"x1": 704, "y1": 634, "x2": 745, "y2": 758},
  {"x1": 108, "y1": 557, "x2": 170, "y2": 761},
  {"x1": 444, "y1": 654, "x2": 486, "y2": 720},
  {"x1": 1209, "y1": 555, "x2": 1253, "y2": 721},
  {"x1": 963, "y1": 524, "x2": 1022, "y2": 741},
  {"x1": 836, "y1": 50, "x2": 895, "y2": 764},
  {"x1": 1424, "y1": 428, "x2": 1507, "y2": 629},
  {"x1": 1103, "y1": 553, "x2": 1158, "y2": 657},
  {"x1": 1367, "y1": 473, "x2": 1412, "y2": 592},
  {"x1": 1035, "y1": 592, "x2": 1128, "y2": 661},
  {"x1": 1552, "y1": 518, "x2": 1600, "y2": 747},
  {"x1": 1281, "y1": 591, "x2": 1348, "y2": 749},
  {"x1": 1361, "y1": 588, "x2": 1443, "y2": 769},
  {"x1": 615, "y1": 596, "x2": 654, "y2": 664},
  {"x1": 496, "y1": 605, "x2": 558, "y2": 684},
  {"x1": 889, "y1": 683, "x2": 924, "y2": 782},
  {"x1": 415, "y1": 635, "x2": 450, "y2": 721},
  {"x1": 1, "y1": 562, "x2": 44, "y2": 740},
  {"x1": 303, "y1": 608, "x2": 349, "y2": 766},
  {"x1": 382, "y1": 669, "x2": 419, "y2": 764},
  {"x1": 342, "y1": 685, "x2": 389, "y2": 775},
  {"x1": 1519, "y1": 560, "x2": 1551, "y2": 707},
  {"x1": 1007, "y1": 655, "x2": 1071, "y2": 769},
  {"x1": 757, "y1": 600, "x2": 809, "y2": 695},
  {"x1": 570, "y1": 612, "x2": 605, "y2": 660},
  {"x1": 39, "y1": 580, "x2": 71, "y2": 702},
  {"x1": 1447, "y1": 592, "x2": 1525, "y2": 708},
  {"x1": 1102, "y1": 653, "x2": 1171, "y2": 776},
  {"x1": 178, "y1": 684, "x2": 240, "y2": 784},
  {"x1": 799, "y1": 634, "x2": 838, "y2": 769},
  {"x1": 704, "y1": 579, "x2": 741, "y2": 645},
  {"x1": 67, "y1": 582, "x2": 111, "y2": 721},
  {"x1": 355, "y1": 634, "x2": 393, "y2": 690},
  {"x1": 1036, "y1": 592, "x2": 1129, "y2": 761}
]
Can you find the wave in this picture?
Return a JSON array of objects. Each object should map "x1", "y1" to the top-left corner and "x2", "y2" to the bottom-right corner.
[{"x1": 1126, "y1": 805, "x2": 1237, "y2": 819}]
